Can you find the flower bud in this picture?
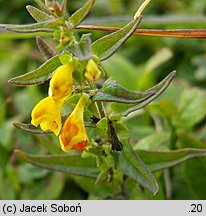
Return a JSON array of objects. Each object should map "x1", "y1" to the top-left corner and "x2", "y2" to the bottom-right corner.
[{"x1": 85, "y1": 59, "x2": 101, "y2": 82}]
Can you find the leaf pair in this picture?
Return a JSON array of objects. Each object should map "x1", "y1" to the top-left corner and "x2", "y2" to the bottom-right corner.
[
  {"x1": 93, "y1": 71, "x2": 176, "y2": 116},
  {"x1": 15, "y1": 146, "x2": 206, "y2": 195},
  {"x1": 4, "y1": 0, "x2": 95, "y2": 33}
]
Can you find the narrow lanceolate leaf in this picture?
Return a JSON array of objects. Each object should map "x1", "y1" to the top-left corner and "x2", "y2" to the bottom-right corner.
[
  {"x1": 69, "y1": 0, "x2": 95, "y2": 28},
  {"x1": 92, "y1": 78, "x2": 156, "y2": 103},
  {"x1": 13, "y1": 123, "x2": 52, "y2": 134},
  {"x1": 112, "y1": 71, "x2": 176, "y2": 116},
  {"x1": 14, "y1": 120, "x2": 95, "y2": 135},
  {"x1": 136, "y1": 148, "x2": 206, "y2": 172},
  {"x1": 92, "y1": 16, "x2": 142, "y2": 61},
  {"x1": 8, "y1": 54, "x2": 62, "y2": 86},
  {"x1": 26, "y1": 5, "x2": 51, "y2": 22},
  {"x1": 6, "y1": 17, "x2": 65, "y2": 33},
  {"x1": 34, "y1": 0, "x2": 51, "y2": 13},
  {"x1": 68, "y1": 33, "x2": 92, "y2": 60},
  {"x1": 112, "y1": 142, "x2": 159, "y2": 195},
  {"x1": 15, "y1": 150, "x2": 99, "y2": 178},
  {"x1": 60, "y1": 0, "x2": 68, "y2": 15},
  {"x1": 36, "y1": 36, "x2": 56, "y2": 60}
]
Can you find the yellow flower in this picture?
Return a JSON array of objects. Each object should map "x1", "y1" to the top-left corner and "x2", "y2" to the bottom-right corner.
[
  {"x1": 85, "y1": 59, "x2": 101, "y2": 82},
  {"x1": 59, "y1": 95, "x2": 89, "y2": 151},
  {"x1": 31, "y1": 60, "x2": 74, "y2": 136},
  {"x1": 31, "y1": 96, "x2": 64, "y2": 136},
  {"x1": 49, "y1": 60, "x2": 74, "y2": 100}
]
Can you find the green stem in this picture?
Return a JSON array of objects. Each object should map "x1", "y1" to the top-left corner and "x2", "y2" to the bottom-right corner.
[
  {"x1": 170, "y1": 126, "x2": 177, "y2": 150},
  {"x1": 88, "y1": 80, "x2": 106, "y2": 119},
  {"x1": 164, "y1": 169, "x2": 172, "y2": 200},
  {"x1": 96, "y1": 101, "x2": 106, "y2": 119}
]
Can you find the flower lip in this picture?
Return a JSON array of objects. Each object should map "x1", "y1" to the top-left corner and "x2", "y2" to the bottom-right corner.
[
  {"x1": 59, "y1": 94, "x2": 89, "y2": 151},
  {"x1": 71, "y1": 140, "x2": 88, "y2": 150},
  {"x1": 49, "y1": 61, "x2": 74, "y2": 100},
  {"x1": 31, "y1": 96, "x2": 63, "y2": 136}
]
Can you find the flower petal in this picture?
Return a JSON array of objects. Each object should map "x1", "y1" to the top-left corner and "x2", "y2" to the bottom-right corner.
[
  {"x1": 85, "y1": 59, "x2": 101, "y2": 82},
  {"x1": 59, "y1": 95, "x2": 89, "y2": 151},
  {"x1": 49, "y1": 61, "x2": 74, "y2": 100},
  {"x1": 31, "y1": 96, "x2": 64, "y2": 135}
]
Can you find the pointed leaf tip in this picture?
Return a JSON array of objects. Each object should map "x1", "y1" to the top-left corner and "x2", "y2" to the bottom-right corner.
[
  {"x1": 112, "y1": 70, "x2": 176, "y2": 116},
  {"x1": 137, "y1": 148, "x2": 206, "y2": 173},
  {"x1": 13, "y1": 122, "x2": 52, "y2": 134},
  {"x1": 70, "y1": 0, "x2": 95, "y2": 28},
  {"x1": 93, "y1": 78, "x2": 156, "y2": 103},
  {"x1": 112, "y1": 141, "x2": 159, "y2": 195},
  {"x1": 92, "y1": 16, "x2": 142, "y2": 61},
  {"x1": 36, "y1": 36, "x2": 56, "y2": 60},
  {"x1": 6, "y1": 17, "x2": 65, "y2": 33},
  {"x1": 8, "y1": 54, "x2": 62, "y2": 86},
  {"x1": 60, "y1": 0, "x2": 68, "y2": 14},
  {"x1": 15, "y1": 149, "x2": 27, "y2": 160},
  {"x1": 26, "y1": 5, "x2": 51, "y2": 22}
]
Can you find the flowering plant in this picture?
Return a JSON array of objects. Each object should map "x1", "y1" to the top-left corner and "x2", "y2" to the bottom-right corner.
[{"x1": 1, "y1": 0, "x2": 206, "y2": 198}]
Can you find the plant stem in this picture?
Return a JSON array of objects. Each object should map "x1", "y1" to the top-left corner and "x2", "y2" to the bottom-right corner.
[
  {"x1": 87, "y1": 80, "x2": 106, "y2": 119},
  {"x1": 109, "y1": 120, "x2": 123, "y2": 151},
  {"x1": 164, "y1": 169, "x2": 172, "y2": 200},
  {"x1": 96, "y1": 101, "x2": 106, "y2": 119}
]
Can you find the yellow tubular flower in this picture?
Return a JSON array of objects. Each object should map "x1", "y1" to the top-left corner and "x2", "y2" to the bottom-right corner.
[
  {"x1": 85, "y1": 59, "x2": 101, "y2": 82},
  {"x1": 31, "y1": 96, "x2": 64, "y2": 136},
  {"x1": 49, "y1": 60, "x2": 74, "y2": 100},
  {"x1": 59, "y1": 95, "x2": 89, "y2": 151}
]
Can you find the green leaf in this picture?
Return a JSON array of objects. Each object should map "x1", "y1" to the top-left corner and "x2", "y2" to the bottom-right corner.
[
  {"x1": 134, "y1": 132, "x2": 170, "y2": 151},
  {"x1": 92, "y1": 17, "x2": 142, "y2": 61},
  {"x1": 96, "y1": 117, "x2": 108, "y2": 131},
  {"x1": 13, "y1": 123, "x2": 52, "y2": 135},
  {"x1": 34, "y1": 0, "x2": 51, "y2": 14},
  {"x1": 145, "y1": 48, "x2": 173, "y2": 72},
  {"x1": 137, "y1": 148, "x2": 206, "y2": 172},
  {"x1": 147, "y1": 99, "x2": 179, "y2": 123},
  {"x1": 60, "y1": 0, "x2": 68, "y2": 15},
  {"x1": 87, "y1": 102, "x2": 100, "y2": 118},
  {"x1": 8, "y1": 54, "x2": 62, "y2": 86},
  {"x1": 59, "y1": 52, "x2": 72, "y2": 65},
  {"x1": 101, "y1": 54, "x2": 138, "y2": 90},
  {"x1": 36, "y1": 36, "x2": 56, "y2": 60},
  {"x1": 175, "y1": 88, "x2": 206, "y2": 129},
  {"x1": 114, "y1": 122, "x2": 128, "y2": 133},
  {"x1": 178, "y1": 130, "x2": 206, "y2": 149},
  {"x1": 21, "y1": 172, "x2": 65, "y2": 199},
  {"x1": 5, "y1": 17, "x2": 65, "y2": 33},
  {"x1": 178, "y1": 131, "x2": 206, "y2": 199},
  {"x1": 136, "y1": 48, "x2": 173, "y2": 90},
  {"x1": 112, "y1": 142, "x2": 159, "y2": 195},
  {"x1": 18, "y1": 164, "x2": 49, "y2": 184},
  {"x1": 111, "y1": 71, "x2": 176, "y2": 116},
  {"x1": 73, "y1": 176, "x2": 118, "y2": 199},
  {"x1": 68, "y1": 33, "x2": 92, "y2": 60},
  {"x1": 92, "y1": 78, "x2": 155, "y2": 103},
  {"x1": 69, "y1": 0, "x2": 95, "y2": 28},
  {"x1": 15, "y1": 150, "x2": 99, "y2": 178},
  {"x1": 0, "y1": 145, "x2": 9, "y2": 169},
  {"x1": 183, "y1": 159, "x2": 206, "y2": 199},
  {"x1": 26, "y1": 5, "x2": 51, "y2": 22}
]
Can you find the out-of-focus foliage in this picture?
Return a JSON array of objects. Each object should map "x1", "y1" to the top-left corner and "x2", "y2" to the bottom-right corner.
[{"x1": 0, "y1": 0, "x2": 206, "y2": 199}]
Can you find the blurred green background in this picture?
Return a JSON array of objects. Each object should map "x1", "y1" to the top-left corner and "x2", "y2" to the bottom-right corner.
[{"x1": 0, "y1": 0, "x2": 206, "y2": 199}]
